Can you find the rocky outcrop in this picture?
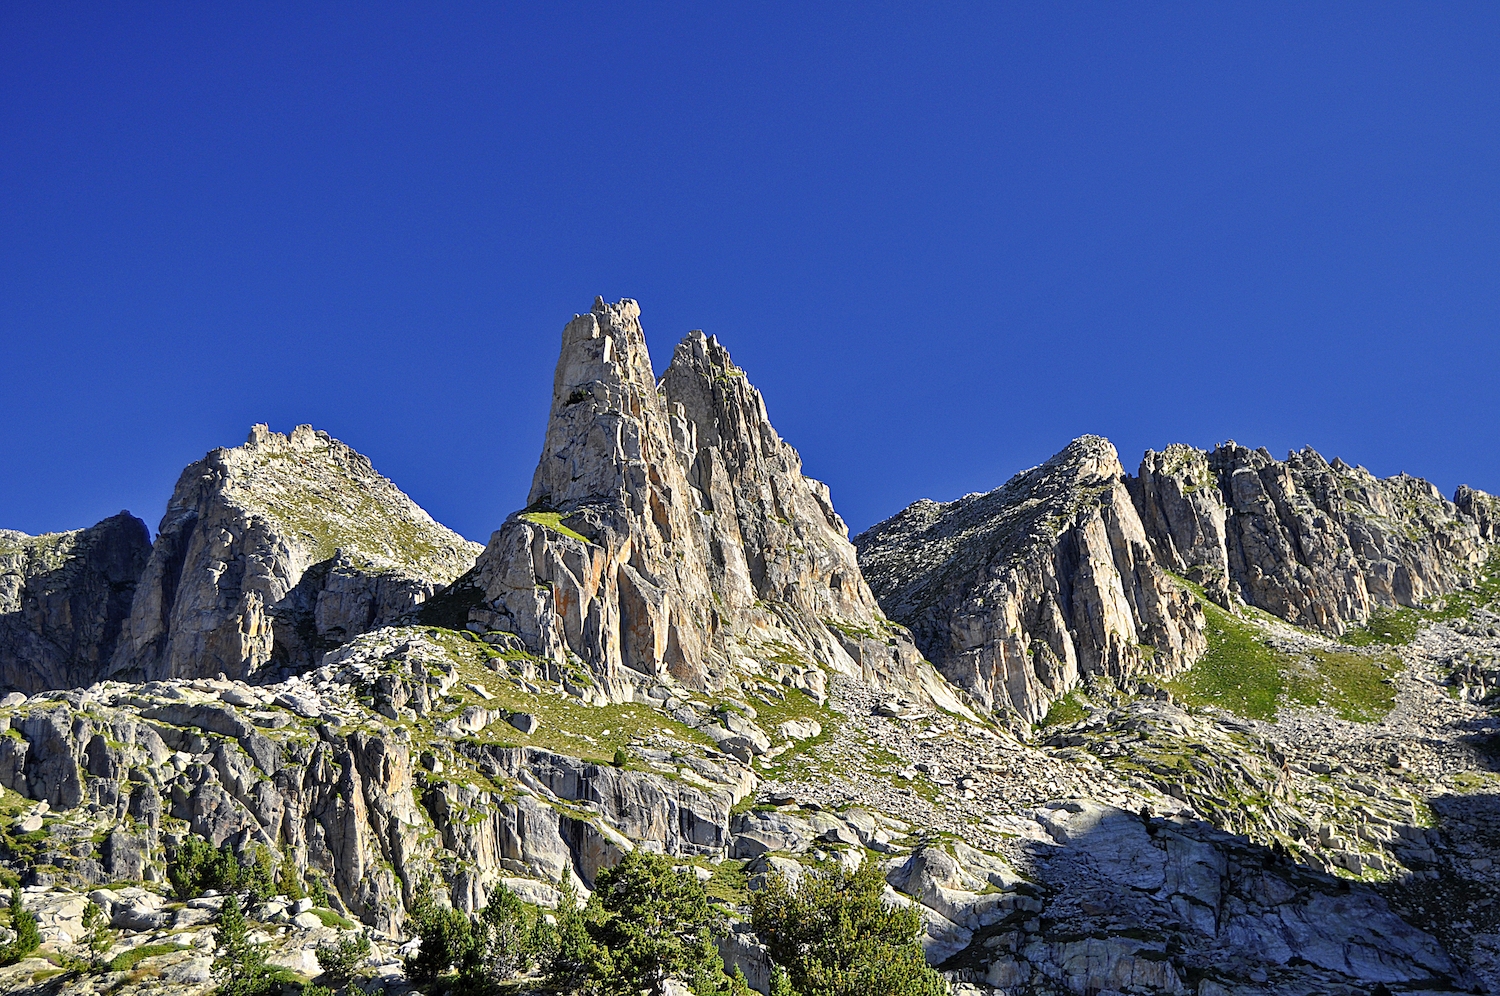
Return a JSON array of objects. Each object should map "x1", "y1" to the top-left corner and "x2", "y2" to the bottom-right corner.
[
  {"x1": 1456, "y1": 484, "x2": 1500, "y2": 544},
  {"x1": 1129, "y1": 444, "x2": 1232, "y2": 607},
  {"x1": 110, "y1": 425, "x2": 481, "y2": 682},
  {"x1": 0, "y1": 512, "x2": 152, "y2": 693},
  {"x1": 855, "y1": 436, "x2": 1205, "y2": 725},
  {"x1": 1134, "y1": 442, "x2": 1492, "y2": 634},
  {"x1": 465, "y1": 298, "x2": 966, "y2": 712},
  {"x1": 0, "y1": 624, "x2": 752, "y2": 932}
]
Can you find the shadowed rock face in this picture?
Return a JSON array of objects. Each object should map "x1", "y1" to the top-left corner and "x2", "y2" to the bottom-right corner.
[
  {"x1": 110, "y1": 425, "x2": 481, "y2": 682},
  {"x1": 855, "y1": 436, "x2": 1205, "y2": 725},
  {"x1": 465, "y1": 298, "x2": 964, "y2": 709},
  {"x1": 0, "y1": 513, "x2": 152, "y2": 693},
  {"x1": 1134, "y1": 441, "x2": 1493, "y2": 635}
]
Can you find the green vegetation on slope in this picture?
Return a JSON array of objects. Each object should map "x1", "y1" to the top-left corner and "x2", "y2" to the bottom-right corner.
[
  {"x1": 1038, "y1": 692, "x2": 1089, "y2": 728},
  {"x1": 1342, "y1": 555, "x2": 1500, "y2": 646},
  {"x1": 1168, "y1": 597, "x2": 1400, "y2": 723},
  {"x1": 518, "y1": 511, "x2": 590, "y2": 544}
]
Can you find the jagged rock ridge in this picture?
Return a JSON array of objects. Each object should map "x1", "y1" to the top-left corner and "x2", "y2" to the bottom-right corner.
[
  {"x1": 111, "y1": 424, "x2": 482, "y2": 682},
  {"x1": 855, "y1": 436, "x2": 1205, "y2": 725},
  {"x1": 0, "y1": 513, "x2": 152, "y2": 693},
  {"x1": 1134, "y1": 441, "x2": 1494, "y2": 634},
  {"x1": 465, "y1": 298, "x2": 966, "y2": 711}
]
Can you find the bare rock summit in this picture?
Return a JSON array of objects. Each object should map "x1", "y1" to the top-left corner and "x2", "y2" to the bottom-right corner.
[
  {"x1": 855, "y1": 435, "x2": 1205, "y2": 725},
  {"x1": 111, "y1": 424, "x2": 481, "y2": 681},
  {"x1": 465, "y1": 297, "x2": 965, "y2": 710}
]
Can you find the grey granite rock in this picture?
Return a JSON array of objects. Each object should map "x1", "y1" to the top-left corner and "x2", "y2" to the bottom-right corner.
[
  {"x1": 856, "y1": 436, "x2": 1205, "y2": 724},
  {"x1": 110, "y1": 424, "x2": 481, "y2": 681},
  {"x1": 1136, "y1": 441, "x2": 1492, "y2": 635},
  {"x1": 463, "y1": 298, "x2": 967, "y2": 712},
  {"x1": 0, "y1": 512, "x2": 151, "y2": 693}
]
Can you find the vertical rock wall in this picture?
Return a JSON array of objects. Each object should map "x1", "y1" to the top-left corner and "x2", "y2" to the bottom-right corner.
[{"x1": 1133, "y1": 442, "x2": 1493, "y2": 635}]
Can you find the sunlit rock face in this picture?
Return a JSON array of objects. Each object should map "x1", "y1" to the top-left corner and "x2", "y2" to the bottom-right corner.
[
  {"x1": 856, "y1": 435, "x2": 1205, "y2": 725},
  {"x1": 1135, "y1": 441, "x2": 1492, "y2": 635},
  {"x1": 466, "y1": 298, "x2": 963, "y2": 710},
  {"x1": 111, "y1": 424, "x2": 481, "y2": 682}
]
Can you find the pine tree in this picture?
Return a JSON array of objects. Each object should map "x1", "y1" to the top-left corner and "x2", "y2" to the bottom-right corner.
[
  {"x1": 214, "y1": 893, "x2": 274, "y2": 996},
  {"x1": 81, "y1": 900, "x2": 112, "y2": 967},
  {"x1": 1, "y1": 886, "x2": 40, "y2": 965},
  {"x1": 585, "y1": 850, "x2": 734, "y2": 996},
  {"x1": 750, "y1": 860, "x2": 947, "y2": 996}
]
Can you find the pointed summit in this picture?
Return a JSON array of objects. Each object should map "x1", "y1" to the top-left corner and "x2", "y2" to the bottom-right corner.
[{"x1": 465, "y1": 298, "x2": 965, "y2": 710}]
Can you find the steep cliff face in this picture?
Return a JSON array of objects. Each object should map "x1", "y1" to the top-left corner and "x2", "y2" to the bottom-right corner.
[
  {"x1": 1134, "y1": 442, "x2": 1492, "y2": 634},
  {"x1": 854, "y1": 436, "x2": 1205, "y2": 725},
  {"x1": 1128, "y1": 444, "x2": 1231, "y2": 607},
  {"x1": 0, "y1": 513, "x2": 152, "y2": 693},
  {"x1": 111, "y1": 425, "x2": 481, "y2": 682},
  {"x1": 466, "y1": 299, "x2": 963, "y2": 710}
]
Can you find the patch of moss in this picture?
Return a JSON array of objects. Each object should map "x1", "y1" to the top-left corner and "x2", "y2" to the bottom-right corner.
[
  {"x1": 1038, "y1": 692, "x2": 1089, "y2": 728},
  {"x1": 518, "y1": 512, "x2": 589, "y2": 544}
]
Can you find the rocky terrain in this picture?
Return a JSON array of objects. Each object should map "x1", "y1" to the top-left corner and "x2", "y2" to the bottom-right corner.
[
  {"x1": 854, "y1": 436, "x2": 1205, "y2": 726},
  {"x1": 0, "y1": 297, "x2": 1498, "y2": 996},
  {"x1": 110, "y1": 423, "x2": 482, "y2": 684},
  {"x1": 0, "y1": 513, "x2": 152, "y2": 694}
]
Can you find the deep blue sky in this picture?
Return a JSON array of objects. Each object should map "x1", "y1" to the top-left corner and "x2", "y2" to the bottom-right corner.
[{"x1": 3, "y1": 5, "x2": 1497, "y2": 543}]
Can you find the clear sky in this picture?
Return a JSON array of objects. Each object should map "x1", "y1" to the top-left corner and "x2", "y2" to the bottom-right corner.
[{"x1": 3, "y1": 5, "x2": 1497, "y2": 542}]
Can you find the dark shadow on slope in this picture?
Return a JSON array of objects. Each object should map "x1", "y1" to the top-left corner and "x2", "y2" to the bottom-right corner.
[{"x1": 925, "y1": 802, "x2": 1475, "y2": 995}]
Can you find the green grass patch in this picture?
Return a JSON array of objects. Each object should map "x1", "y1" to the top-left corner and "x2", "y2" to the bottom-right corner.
[
  {"x1": 704, "y1": 860, "x2": 749, "y2": 907},
  {"x1": 107, "y1": 943, "x2": 189, "y2": 973},
  {"x1": 1340, "y1": 607, "x2": 1424, "y2": 647},
  {"x1": 1294, "y1": 649, "x2": 1401, "y2": 723},
  {"x1": 411, "y1": 628, "x2": 720, "y2": 761},
  {"x1": 1039, "y1": 692, "x2": 1089, "y2": 728},
  {"x1": 517, "y1": 511, "x2": 589, "y2": 544},
  {"x1": 311, "y1": 907, "x2": 356, "y2": 929},
  {"x1": 1168, "y1": 601, "x2": 1289, "y2": 720},
  {"x1": 1167, "y1": 599, "x2": 1400, "y2": 723}
]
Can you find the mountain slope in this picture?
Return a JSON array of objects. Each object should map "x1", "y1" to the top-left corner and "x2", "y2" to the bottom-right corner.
[
  {"x1": 855, "y1": 436, "x2": 1205, "y2": 725},
  {"x1": 111, "y1": 424, "x2": 481, "y2": 681}
]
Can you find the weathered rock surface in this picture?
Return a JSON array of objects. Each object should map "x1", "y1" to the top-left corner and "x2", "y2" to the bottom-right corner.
[
  {"x1": 855, "y1": 436, "x2": 1205, "y2": 724},
  {"x1": 0, "y1": 512, "x2": 152, "y2": 693},
  {"x1": 110, "y1": 424, "x2": 481, "y2": 681},
  {"x1": 1135, "y1": 442, "x2": 1493, "y2": 634},
  {"x1": 464, "y1": 298, "x2": 965, "y2": 711}
]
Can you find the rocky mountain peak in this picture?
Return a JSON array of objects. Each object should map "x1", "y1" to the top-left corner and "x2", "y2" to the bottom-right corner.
[
  {"x1": 465, "y1": 299, "x2": 966, "y2": 710},
  {"x1": 856, "y1": 435, "x2": 1204, "y2": 725},
  {"x1": 110, "y1": 425, "x2": 481, "y2": 682}
]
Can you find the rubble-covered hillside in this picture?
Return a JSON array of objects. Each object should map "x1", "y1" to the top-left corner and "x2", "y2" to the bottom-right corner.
[{"x1": 1, "y1": 298, "x2": 1499, "y2": 996}]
